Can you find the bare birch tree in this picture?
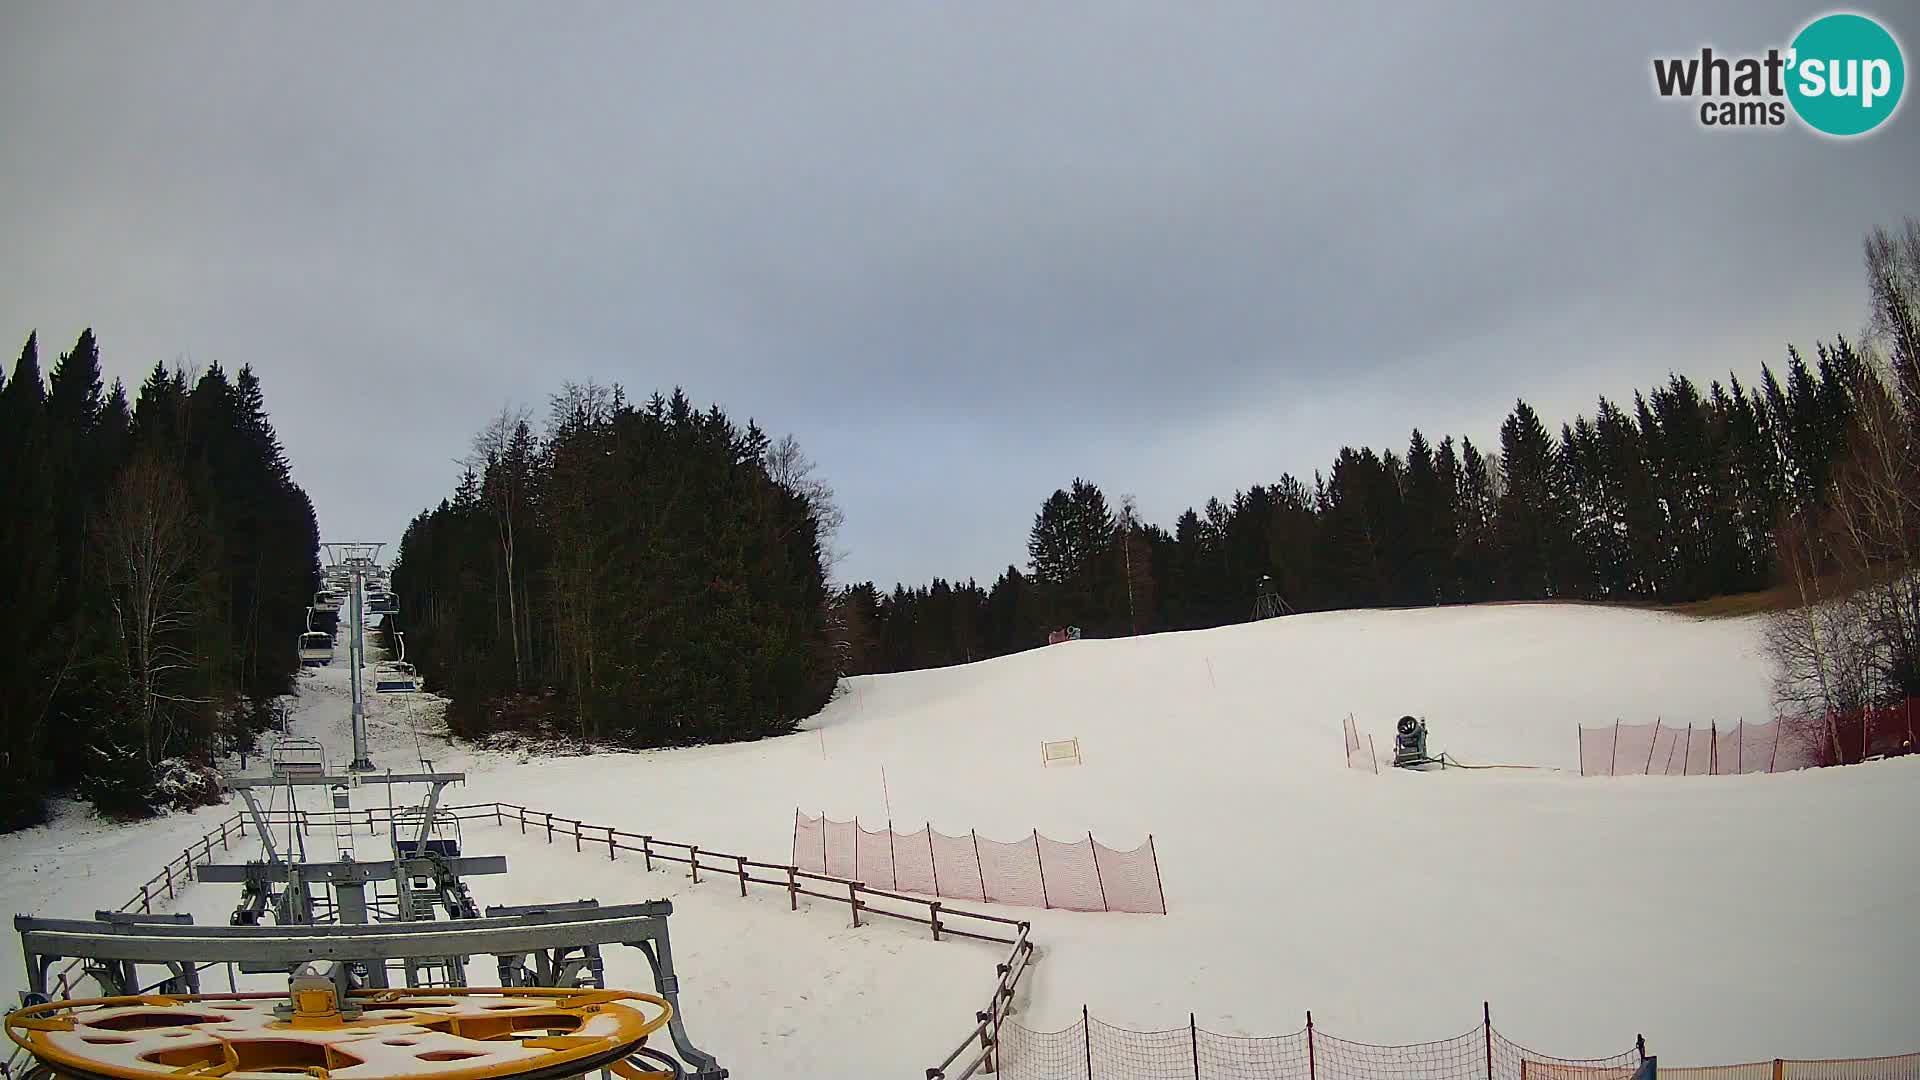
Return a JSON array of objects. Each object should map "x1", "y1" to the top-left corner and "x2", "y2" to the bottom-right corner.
[
  {"x1": 96, "y1": 456, "x2": 205, "y2": 765},
  {"x1": 470, "y1": 405, "x2": 533, "y2": 688},
  {"x1": 1764, "y1": 224, "x2": 1920, "y2": 761},
  {"x1": 766, "y1": 433, "x2": 845, "y2": 578}
]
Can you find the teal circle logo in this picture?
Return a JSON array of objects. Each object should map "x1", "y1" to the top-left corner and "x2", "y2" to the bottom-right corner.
[{"x1": 1786, "y1": 13, "x2": 1905, "y2": 136}]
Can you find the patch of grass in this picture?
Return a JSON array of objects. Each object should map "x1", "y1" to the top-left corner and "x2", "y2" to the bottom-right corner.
[{"x1": 1665, "y1": 585, "x2": 1803, "y2": 618}]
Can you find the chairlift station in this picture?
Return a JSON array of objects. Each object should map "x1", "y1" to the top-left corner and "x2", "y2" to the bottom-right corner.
[{"x1": 6, "y1": 545, "x2": 728, "y2": 1080}]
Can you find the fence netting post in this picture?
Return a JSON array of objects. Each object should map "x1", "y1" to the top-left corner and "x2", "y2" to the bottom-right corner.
[
  {"x1": 1307, "y1": 1010, "x2": 1316, "y2": 1080},
  {"x1": 1033, "y1": 829, "x2": 1050, "y2": 909},
  {"x1": 1483, "y1": 1002, "x2": 1494, "y2": 1080},
  {"x1": 1083, "y1": 1004, "x2": 1093, "y2": 1079},
  {"x1": 1193, "y1": 1012, "x2": 1202, "y2": 1080},
  {"x1": 1088, "y1": 831, "x2": 1109, "y2": 911}
]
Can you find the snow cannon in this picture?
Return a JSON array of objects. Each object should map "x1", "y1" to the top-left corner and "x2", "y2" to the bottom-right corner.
[
  {"x1": 1392, "y1": 715, "x2": 1441, "y2": 770},
  {"x1": 4, "y1": 983, "x2": 699, "y2": 1080}
]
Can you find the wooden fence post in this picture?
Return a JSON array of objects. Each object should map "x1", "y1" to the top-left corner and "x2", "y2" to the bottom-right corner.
[
  {"x1": 689, "y1": 845, "x2": 701, "y2": 883},
  {"x1": 164, "y1": 863, "x2": 174, "y2": 899},
  {"x1": 140, "y1": 884, "x2": 150, "y2": 913},
  {"x1": 1088, "y1": 832, "x2": 1109, "y2": 911},
  {"x1": 607, "y1": 827, "x2": 617, "y2": 861},
  {"x1": 544, "y1": 813, "x2": 553, "y2": 844},
  {"x1": 494, "y1": 803, "x2": 502, "y2": 827},
  {"x1": 929, "y1": 901, "x2": 942, "y2": 941},
  {"x1": 642, "y1": 836, "x2": 653, "y2": 872},
  {"x1": 849, "y1": 882, "x2": 861, "y2": 927},
  {"x1": 787, "y1": 867, "x2": 798, "y2": 911},
  {"x1": 573, "y1": 820, "x2": 582, "y2": 853},
  {"x1": 737, "y1": 855, "x2": 748, "y2": 897},
  {"x1": 518, "y1": 806, "x2": 527, "y2": 834}
]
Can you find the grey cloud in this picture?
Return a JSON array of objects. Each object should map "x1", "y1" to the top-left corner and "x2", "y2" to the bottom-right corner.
[{"x1": 3, "y1": 1, "x2": 1914, "y2": 589}]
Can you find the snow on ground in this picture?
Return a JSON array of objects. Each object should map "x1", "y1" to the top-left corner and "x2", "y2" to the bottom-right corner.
[{"x1": 5, "y1": 603, "x2": 1918, "y2": 1072}]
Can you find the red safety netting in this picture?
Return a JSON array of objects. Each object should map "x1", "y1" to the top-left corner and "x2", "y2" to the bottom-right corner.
[
  {"x1": 995, "y1": 1012, "x2": 1644, "y2": 1080},
  {"x1": 891, "y1": 824, "x2": 937, "y2": 894},
  {"x1": 791, "y1": 811, "x2": 1166, "y2": 913},
  {"x1": 1580, "y1": 701, "x2": 1920, "y2": 777},
  {"x1": 1581, "y1": 719, "x2": 1794, "y2": 776},
  {"x1": 856, "y1": 820, "x2": 897, "y2": 890},
  {"x1": 980, "y1": 832, "x2": 1046, "y2": 907},
  {"x1": 930, "y1": 828, "x2": 986, "y2": 901}
]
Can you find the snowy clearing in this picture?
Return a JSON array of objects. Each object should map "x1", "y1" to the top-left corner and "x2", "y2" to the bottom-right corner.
[{"x1": 4, "y1": 603, "x2": 1916, "y2": 1072}]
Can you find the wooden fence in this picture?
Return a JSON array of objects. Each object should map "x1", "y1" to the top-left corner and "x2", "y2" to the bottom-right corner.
[
  {"x1": 42, "y1": 810, "x2": 252, "y2": 999},
  {"x1": 155, "y1": 800, "x2": 1040, "y2": 1079},
  {"x1": 29, "y1": 800, "x2": 1916, "y2": 1080}
]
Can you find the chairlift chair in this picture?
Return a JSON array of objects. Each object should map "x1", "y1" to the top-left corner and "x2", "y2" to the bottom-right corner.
[
  {"x1": 390, "y1": 804, "x2": 462, "y2": 859},
  {"x1": 374, "y1": 661, "x2": 421, "y2": 694},
  {"x1": 298, "y1": 631, "x2": 334, "y2": 667},
  {"x1": 269, "y1": 737, "x2": 328, "y2": 778}
]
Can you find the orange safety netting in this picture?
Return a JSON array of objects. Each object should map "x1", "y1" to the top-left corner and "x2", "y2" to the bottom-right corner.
[{"x1": 792, "y1": 811, "x2": 1165, "y2": 914}]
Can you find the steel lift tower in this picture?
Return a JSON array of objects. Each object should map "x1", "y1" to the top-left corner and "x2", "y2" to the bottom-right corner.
[{"x1": 324, "y1": 542, "x2": 384, "y2": 772}]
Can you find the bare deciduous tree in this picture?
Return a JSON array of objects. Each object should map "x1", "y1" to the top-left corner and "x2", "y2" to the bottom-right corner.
[
  {"x1": 544, "y1": 382, "x2": 617, "y2": 737},
  {"x1": 1765, "y1": 225, "x2": 1920, "y2": 761},
  {"x1": 1864, "y1": 218, "x2": 1920, "y2": 418},
  {"x1": 96, "y1": 456, "x2": 205, "y2": 765},
  {"x1": 470, "y1": 405, "x2": 535, "y2": 688},
  {"x1": 766, "y1": 433, "x2": 846, "y2": 578}
]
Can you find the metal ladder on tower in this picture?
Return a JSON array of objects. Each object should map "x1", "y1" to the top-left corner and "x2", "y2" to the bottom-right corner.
[{"x1": 329, "y1": 779, "x2": 356, "y2": 862}]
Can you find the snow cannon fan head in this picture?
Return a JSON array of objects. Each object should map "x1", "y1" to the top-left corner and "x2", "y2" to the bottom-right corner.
[{"x1": 1392, "y1": 715, "x2": 1431, "y2": 767}]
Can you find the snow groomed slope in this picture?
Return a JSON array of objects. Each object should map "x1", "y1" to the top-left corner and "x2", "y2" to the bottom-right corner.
[{"x1": 4, "y1": 602, "x2": 1916, "y2": 1073}]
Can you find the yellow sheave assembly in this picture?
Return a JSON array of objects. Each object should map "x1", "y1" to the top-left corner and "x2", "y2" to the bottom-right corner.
[{"x1": 5, "y1": 987, "x2": 674, "y2": 1080}]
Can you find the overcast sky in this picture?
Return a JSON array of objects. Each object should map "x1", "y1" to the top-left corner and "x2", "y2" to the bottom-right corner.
[{"x1": 3, "y1": 2, "x2": 1914, "y2": 588}]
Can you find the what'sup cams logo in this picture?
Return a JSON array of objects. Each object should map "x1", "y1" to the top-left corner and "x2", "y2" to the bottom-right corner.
[{"x1": 1653, "y1": 11, "x2": 1905, "y2": 136}]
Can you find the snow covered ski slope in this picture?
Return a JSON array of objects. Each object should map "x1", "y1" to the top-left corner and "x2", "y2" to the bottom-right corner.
[{"x1": 4, "y1": 602, "x2": 1916, "y2": 1073}]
